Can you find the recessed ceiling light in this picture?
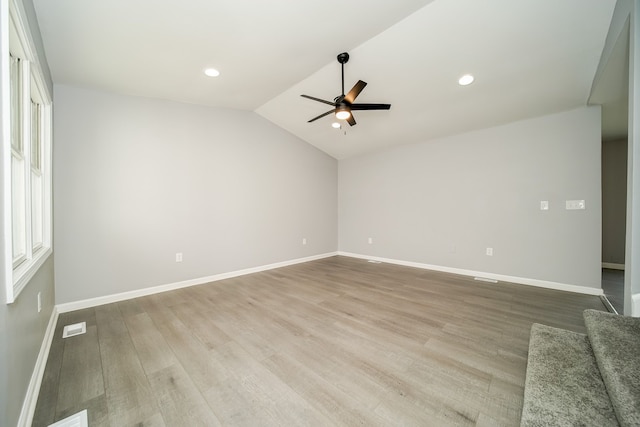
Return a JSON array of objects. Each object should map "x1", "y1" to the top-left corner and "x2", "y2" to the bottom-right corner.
[
  {"x1": 332, "y1": 122, "x2": 341, "y2": 129},
  {"x1": 458, "y1": 74, "x2": 474, "y2": 86},
  {"x1": 204, "y1": 68, "x2": 220, "y2": 77}
]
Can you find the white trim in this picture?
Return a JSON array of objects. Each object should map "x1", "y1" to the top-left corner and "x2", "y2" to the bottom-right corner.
[
  {"x1": 600, "y1": 295, "x2": 618, "y2": 314},
  {"x1": 338, "y1": 251, "x2": 604, "y2": 296},
  {"x1": 56, "y1": 252, "x2": 338, "y2": 313},
  {"x1": 12, "y1": 247, "x2": 51, "y2": 302},
  {"x1": 602, "y1": 262, "x2": 625, "y2": 270},
  {"x1": 2, "y1": 0, "x2": 14, "y2": 304},
  {"x1": 17, "y1": 305, "x2": 59, "y2": 427},
  {"x1": 633, "y1": 293, "x2": 640, "y2": 317},
  {"x1": 8, "y1": 0, "x2": 35, "y2": 63}
]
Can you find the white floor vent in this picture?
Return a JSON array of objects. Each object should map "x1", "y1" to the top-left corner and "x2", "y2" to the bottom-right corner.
[
  {"x1": 62, "y1": 322, "x2": 86, "y2": 338},
  {"x1": 474, "y1": 277, "x2": 498, "y2": 283},
  {"x1": 48, "y1": 409, "x2": 88, "y2": 427}
]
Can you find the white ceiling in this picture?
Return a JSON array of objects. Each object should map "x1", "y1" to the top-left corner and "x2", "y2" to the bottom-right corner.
[{"x1": 33, "y1": 0, "x2": 618, "y2": 159}]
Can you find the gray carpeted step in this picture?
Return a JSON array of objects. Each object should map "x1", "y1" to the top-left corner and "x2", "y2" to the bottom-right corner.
[
  {"x1": 520, "y1": 323, "x2": 619, "y2": 427},
  {"x1": 584, "y1": 309, "x2": 640, "y2": 427}
]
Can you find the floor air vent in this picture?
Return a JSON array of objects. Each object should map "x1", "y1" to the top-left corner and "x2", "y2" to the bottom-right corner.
[
  {"x1": 62, "y1": 322, "x2": 86, "y2": 338},
  {"x1": 48, "y1": 409, "x2": 88, "y2": 427},
  {"x1": 474, "y1": 277, "x2": 498, "y2": 283}
]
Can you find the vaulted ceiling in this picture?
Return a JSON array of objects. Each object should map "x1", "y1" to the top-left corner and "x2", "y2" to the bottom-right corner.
[{"x1": 33, "y1": 0, "x2": 618, "y2": 159}]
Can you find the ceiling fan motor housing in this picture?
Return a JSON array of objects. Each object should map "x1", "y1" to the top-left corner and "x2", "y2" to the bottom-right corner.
[{"x1": 337, "y1": 52, "x2": 349, "y2": 64}]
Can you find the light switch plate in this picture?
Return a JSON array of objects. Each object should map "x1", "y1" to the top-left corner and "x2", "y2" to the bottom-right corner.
[{"x1": 566, "y1": 200, "x2": 586, "y2": 210}]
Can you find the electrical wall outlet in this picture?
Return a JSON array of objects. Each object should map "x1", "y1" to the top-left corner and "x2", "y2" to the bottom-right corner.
[
  {"x1": 486, "y1": 247, "x2": 493, "y2": 256},
  {"x1": 540, "y1": 201, "x2": 549, "y2": 210},
  {"x1": 368, "y1": 237, "x2": 373, "y2": 245},
  {"x1": 302, "y1": 238, "x2": 307, "y2": 245},
  {"x1": 175, "y1": 253, "x2": 183, "y2": 262}
]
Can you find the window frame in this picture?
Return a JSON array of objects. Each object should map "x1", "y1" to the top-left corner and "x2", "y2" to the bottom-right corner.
[{"x1": 2, "y1": 0, "x2": 53, "y2": 303}]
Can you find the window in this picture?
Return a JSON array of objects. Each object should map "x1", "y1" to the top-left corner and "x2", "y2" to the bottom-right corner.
[
  {"x1": 31, "y1": 97, "x2": 44, "y2": 251},
  {"x1": 10, "y1": 54, "x2": 27, "y2": 267},
  {"x1": 3, "y1": 2, "x2": 53, "y2": 303}
]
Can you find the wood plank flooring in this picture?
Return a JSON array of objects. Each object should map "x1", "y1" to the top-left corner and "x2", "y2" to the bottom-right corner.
[
  {"x1": 602, "y1": 268, "x2": 624, "y2": 313},
  {"x1": 32, "y1": 256, "x2": 606, "y2": 426}
]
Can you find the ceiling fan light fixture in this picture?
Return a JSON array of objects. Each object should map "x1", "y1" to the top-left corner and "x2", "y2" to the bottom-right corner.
[
  {"x1": 331, "y1": 122, "x2": 341, "y2": 129},
  {"x1": 335, "y1": 108, "x2": 351, "y2": 120}
]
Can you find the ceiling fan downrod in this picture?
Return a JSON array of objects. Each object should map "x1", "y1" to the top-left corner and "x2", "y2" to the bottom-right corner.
[{"x1": 337, "y1": 52, "x2": 349, "y2": 97}]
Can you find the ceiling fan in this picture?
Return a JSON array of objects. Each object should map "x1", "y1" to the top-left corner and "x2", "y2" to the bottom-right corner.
[{"x1": 301, "y1": 52, "x2": 391, "y2": 126}]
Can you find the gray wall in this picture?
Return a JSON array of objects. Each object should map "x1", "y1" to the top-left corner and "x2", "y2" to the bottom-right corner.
[
  {"x1": 1, "y1": 0, "x2": 56, "y2": 425},
  {"x1": 339, "y1": 106, "x2": 602, "y2": 289},
  {"x1": 0, "y1": 257, "x2": 55, "y2": 426},
  {"x1": 53, "y1": 85, "x2": 338, "y2": 304},
  {"x1": 602, "y1": 138, "x2": 627, "y2": 265}
]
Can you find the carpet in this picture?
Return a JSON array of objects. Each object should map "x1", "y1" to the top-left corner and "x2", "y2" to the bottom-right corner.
[
  {"x1": 584, "y1": 309, "x2": 640, "y2": 427},
  {"x1": 520, "y1": 323, "x2": 619, "y2": 427}
]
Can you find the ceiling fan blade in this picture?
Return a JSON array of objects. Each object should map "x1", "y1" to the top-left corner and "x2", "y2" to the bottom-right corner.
[
  {"x1": 344, "y1": 80, "x2": 367, "y2": 103},
  {"x1": 308, "y1": 109, "x2": 336, "y2": 123},
  {"x1": 301, "y1": 94, "x2": 336, "y2": 106},
  {"x1": 350, "y1": 103, "x2": 391, "y2": 110},
  {"x1": 346, "y1": 114, "x2": 357, "y2": 126}
]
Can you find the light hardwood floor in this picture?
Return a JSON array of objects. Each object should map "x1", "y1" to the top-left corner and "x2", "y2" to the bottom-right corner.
[{"x1": 33, "y1": 256, "x2": 606, "y2": 426}]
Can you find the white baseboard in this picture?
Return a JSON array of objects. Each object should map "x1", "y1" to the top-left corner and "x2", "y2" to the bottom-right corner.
[
  {"x1": 338, "y1": 251, "x2": 604, "y2": 296},
  {"x1": 633, "y1": 293, "x2": 640, "y2": 317},
  {"x1": 602, "y1": 262, "x2": 625, "y2": 270},
  {"x1": 17, "y1": 306, "x2": 59, "y2": 427},
  {"x1": 57, "y1": 250, "x2": 606, "y2": 312},
  {"x1": 56, "y1": 252, "x2": 338, "y2": 313}
]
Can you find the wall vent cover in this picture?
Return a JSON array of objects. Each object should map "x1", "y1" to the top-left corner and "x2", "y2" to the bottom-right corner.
[
  {"x1": 62, "y1": 322, "x2": 87, "y2": 338},
  {"x1": 48, "y1": 409, "x2": 88, "y2": 427}
]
